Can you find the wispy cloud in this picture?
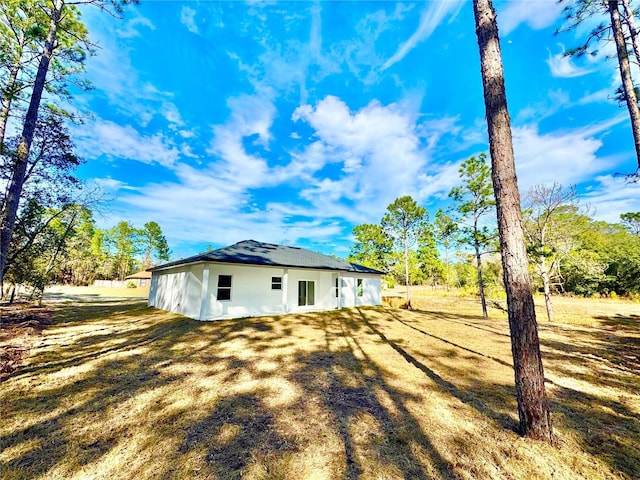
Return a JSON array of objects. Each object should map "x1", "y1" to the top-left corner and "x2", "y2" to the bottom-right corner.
[
  {"x1": 512, "y1": 120, "x2": 626, "y2": 192},
  {"x1": 73, "y1": 119, "x2": 180, "y2": 168},
  {"x1": 381, "y1": 0, "x2": 464, "y2": 71},
  {"x1": 335, "y1": 4, "x2": 411, "y2": 83},
  {"x1": 101, "y1": 94, "x2": 466, "y2": 250},
  {"x1": 229, "y1": 3, "x2": 339, "y2": 105},
  {"x1": 547, "y1": 46, "x2": 595, "y2": 78},
  {"x1": 180, "y1": 6, "x2": 199, "y2": 34},
  {"x1": 82, "y1": 8, "x2": 184, "y2": 129},
  {"x1": 580, "y1": 174, "x2": 640, "y2": 222},
  {"x1": 498, "y1": 0, "x2": 565, "y2": 36}
]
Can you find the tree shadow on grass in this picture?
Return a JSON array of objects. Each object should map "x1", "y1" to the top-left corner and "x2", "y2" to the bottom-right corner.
[
  {"x1": 550, "y1": 383, "x2": 640, "y2": 478},
  {"x1": 289, "y1": 319, "x2": 457, "y2": 479},
  {"x1": 410, "y1": 308, "x2": 511, "y2": 338},
  {"x1": 351, "y1": 309, "x2": 518, "y2": 433},
  {"x1": 594, "y1": 313, "x2": 640, "y2": 332},
  {"x1": 177, "y1": 390, "x2": 297, "y2": 479},
  {"x1": 3, "y1": 301, "x2": 637, "y2": 479},
  {"x1": 1, "y1": 303, "x2": 295, "y2": 478},
  {"x1": 540, "y1": 320, "x2": 640, "y2": 392},
  {"x1": 51, "y1": 300, "x2": 150, "y2": 325},
  {"x1": 358, "y1": 307, "x2": 640, "y2": 477}
]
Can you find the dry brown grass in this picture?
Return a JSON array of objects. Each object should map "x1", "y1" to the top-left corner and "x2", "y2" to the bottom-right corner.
[
  {"x1": 0, "y1": 290, "x2": 638, "y2": 479},
  {"x1": 45, "y1": 284, "x2": 150, "y2": 300}
]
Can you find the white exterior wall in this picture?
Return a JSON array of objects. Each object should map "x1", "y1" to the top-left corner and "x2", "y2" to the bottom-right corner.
[
  {"x1": 204, "y1": 264, "x2": 286, "y2": 319},
  {"x1": 149, "y1": 264, "x2": 203, "y2": 319},
  {"x1": 286, "y1": 268, "x2": 337, "y2": 314},
  {"x1": 149, "y1": 262, "x2": 382, "y2": 321},
  {"x1": 339, "y1": 274, "x2": 381, "y2": 308}
]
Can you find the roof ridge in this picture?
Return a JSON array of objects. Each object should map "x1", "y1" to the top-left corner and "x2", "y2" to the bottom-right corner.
[{"x1": 150, "y1": 239, "x2": 383, "y2": 274}]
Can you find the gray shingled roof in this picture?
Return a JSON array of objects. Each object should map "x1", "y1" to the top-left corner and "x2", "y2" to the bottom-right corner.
[{"x1": 149, "y1": 239, "x2": 383, "y2": 274}]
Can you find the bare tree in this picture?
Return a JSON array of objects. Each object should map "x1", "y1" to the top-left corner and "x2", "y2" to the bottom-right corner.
[
  {"x1": 473, "y1": 0, "x2": 553, "y2": 441},
  {"x1": 523, "y1": 183, "x2": 582, "y2": 323}
]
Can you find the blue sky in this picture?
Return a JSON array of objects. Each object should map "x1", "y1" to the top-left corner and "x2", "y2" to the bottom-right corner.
[{"x1": 71, "y1": 0, "x2": 640, "y2": 258}]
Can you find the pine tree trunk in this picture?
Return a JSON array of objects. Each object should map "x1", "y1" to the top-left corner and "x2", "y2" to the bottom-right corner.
[
  {"x1": 0, "y1": 0, "x2": 63, "y2": 287},
  {"x1": 540, "y1": 257, "x2": 554, "y2": 323},
  {"x1": 621, "y1": 0, "x2": 640, "y2": 66},
  {"x1": 475, "y1": 241, "x2": 488, "y2": 317},
  {"x1": 609, "y1": 0, "x2": 640, "y2": 173},
  {"x1": 473, "y1": 0, "x2": 553, "y2": 442},
  {"x1": 0, "y1": 64, "x2": 20, "y2": 152},
  {"x1": 445, "y1": 245, "x2": 450, "y2": 291},
  {"x1": 404, "y1": 237, "x2": 412, "y2": 309}
]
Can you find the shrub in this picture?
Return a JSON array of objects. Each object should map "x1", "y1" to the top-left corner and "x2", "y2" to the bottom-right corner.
[{"x1": 126, "y1": 281, "x2": 137, "y2": 289}]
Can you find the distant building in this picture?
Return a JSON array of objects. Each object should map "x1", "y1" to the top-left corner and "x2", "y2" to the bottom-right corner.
[
  {"x1": 124, "y1": 270, "x2": 152, "y2": 287},
  {"x1": 148, "y1": 239, "x2": 383, "y2": 320}
]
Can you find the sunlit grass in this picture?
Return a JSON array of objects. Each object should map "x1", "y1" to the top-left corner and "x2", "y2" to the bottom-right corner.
[
  {"x1": 1, "y1": 290, "x2": 638, "y2": 479},
  {"x1": 44, "y1": 284, "x2": 150, "y2": 300}
]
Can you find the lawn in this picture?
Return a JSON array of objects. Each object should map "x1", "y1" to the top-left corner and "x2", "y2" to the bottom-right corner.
[{"x1": 0, "y1": 290, "x2": 638, "y2": 479}]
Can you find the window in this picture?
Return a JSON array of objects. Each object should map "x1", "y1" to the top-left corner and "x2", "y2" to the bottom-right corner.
[
  {"x1": 298, "y1": 280, "x2": 315, "y2": 306},
  {"x1": 335, "y1": 277, "x2": 339, "y2": 298},
  {"x1": 140, "y1": 278, "x2": 148, "y2": 287},
  {"x1": 357, "y1": 278, "x2": 364, "y2": 297},
  {"x1": 271, "y1": 276, "x2": 282, "y2": 290},
  {"x1": 217, "y1": 275, "x2": 232, "y2": 301}
]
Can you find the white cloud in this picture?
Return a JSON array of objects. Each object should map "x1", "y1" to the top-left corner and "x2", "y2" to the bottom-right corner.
[
  {"x1": 416, "y1": 161, "x2": 464, "y2": 200},
  {"x1": 382, "y1": 0, "x2": 464, "y2": 71},
  {"x1": 207, "y1": 93, "x2": 276, "y2": 188},
  {"x1": 110, "y1": 163, "x2": 345, "y2": 248},
  {"x1": 290, "y1": 95, "x2": 450, "y2": 221},
  {"x1": 103, "y1": 95, "x2": 468, "y2": 250},
  {"x1": 581, "y1": 175, "x2": 640, "y2": 222},
  {"x1": 74, "y1": 119, "x2": 180, "y2": 168},
  {"x1": 335, "y1": 4, "x2": 412, "y2": 83},
  {"x1": 514, "y1": 89, "x2": 571, "y2": 125},
  {"x1": 547, "y1": 46, "x2": 594, "y2": 78},
  {"x1": 578, "y1": 88, "x2": 611, "y2": 105},
  {"x1": 91, "y1": 177, "x2": 128, "y2": 192},
  {"x1": 498, "y1": 0, "x2": 565, "y2": 36},
  {"x1": 512, "y1": 123, "x2": 619, "y2": 192},
  {"x1": 180, "y1": 6, "x2": 199, "y2": 34},
  {"x1": 116, "y1": 13, "x2": 155, "y2": 39}
]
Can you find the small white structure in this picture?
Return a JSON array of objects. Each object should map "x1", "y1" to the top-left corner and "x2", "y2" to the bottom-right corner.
[{"x1": 148, "y1": 239, "x2": 383, "y2": 320}]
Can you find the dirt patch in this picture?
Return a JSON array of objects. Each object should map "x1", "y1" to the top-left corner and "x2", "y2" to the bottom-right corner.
[{"x1": 0, "y1": 302, "x2": 52, "y2": 379}]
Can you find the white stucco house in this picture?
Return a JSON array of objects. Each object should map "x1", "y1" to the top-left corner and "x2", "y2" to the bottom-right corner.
[{"x1": 148, "y1": 239, "x2": 384, "y2": 320}]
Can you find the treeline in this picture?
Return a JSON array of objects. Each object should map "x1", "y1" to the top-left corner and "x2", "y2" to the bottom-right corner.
[
  {"x1": 349, "y1": 154, "x2": 640, "y2": 315},
  {"x1": 0, "y1": 0, "x2": 139, "y2": 299},
  {"x1": 5, "y1": 202, "x2": 170, "y2": 298}
]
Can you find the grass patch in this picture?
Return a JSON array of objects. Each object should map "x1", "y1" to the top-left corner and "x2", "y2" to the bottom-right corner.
[
  {"x1": 1, "y1": 291, "x2": 638, "y2": 479},
  {"x1": 44, "y1": 285, "x2": 150, "y2": 300}
]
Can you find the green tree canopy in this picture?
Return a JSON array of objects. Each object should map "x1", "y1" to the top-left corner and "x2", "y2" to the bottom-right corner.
[
  {"x1": 620, "y1": 211, "x2": 640, "y2": 235},
  {"x1": 381, "y1": 195, "x2": 429, "y2": 309},
  {"x1": 140, "y1": 221, "x2": 170, "y2": 268},
  {"x1": 348, "y1": 223, "x2": 392, "y2": 272},
  {"x1": 448, "y1": 153, "x2": 496, "y2": 317}
]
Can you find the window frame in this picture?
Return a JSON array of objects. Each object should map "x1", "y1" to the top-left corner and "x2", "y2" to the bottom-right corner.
[
  {"x1": 217, "y1": 274, "x2": 232, "y2": 301},
  {"x1": 298, "y1": 280, "x2": 315, "y2": 306}
]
